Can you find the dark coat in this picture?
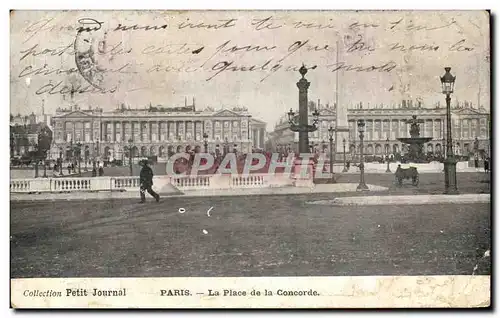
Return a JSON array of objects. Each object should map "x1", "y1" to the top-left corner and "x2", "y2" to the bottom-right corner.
[{"x1": 140, "y1": 165, "x2": 154, "y2": 186}]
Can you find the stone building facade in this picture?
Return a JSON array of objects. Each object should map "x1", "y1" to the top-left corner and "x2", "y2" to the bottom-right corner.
[
  {"x1": 269, "y1": 102, "x2": 490, "y2": 158},
  {"x1": 49, "y1": 103, "x2": 267, "y2": 162}
]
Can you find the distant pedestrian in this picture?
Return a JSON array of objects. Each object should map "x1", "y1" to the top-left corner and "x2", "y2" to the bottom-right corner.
[
  {"x1": 484, "y1": 157, "x2": 490, "y2": 173},
  {"x1": 67, "y1": 164, "x2": 71, "y2": 175},
  {"x1": 139, "y1": 160, "x2": 160, "y2": 203},
  {"x1": 98, "y1": 166, "x2": 104, "y2": 176}
]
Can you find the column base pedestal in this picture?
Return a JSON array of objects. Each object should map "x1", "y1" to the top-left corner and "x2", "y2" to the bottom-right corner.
[
  {"x1": 444, "y1": 157, "x2": 459, "y2": 195},
  {"x1": 293, "y1": 159, "x2": 315, "y2": 188}
]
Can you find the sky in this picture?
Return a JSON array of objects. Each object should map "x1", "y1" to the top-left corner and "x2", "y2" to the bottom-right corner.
[{"x1": 10, "y1": 10, "x2": 490, "y2": 129}]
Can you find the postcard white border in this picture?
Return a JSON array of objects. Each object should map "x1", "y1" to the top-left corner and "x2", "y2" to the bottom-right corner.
[
  {"x1": 4, "y1": 0, "x2": 498, "y2": 316},
  {"x1": 10, "y1": 276, "x2": 490, "y2": 308}
]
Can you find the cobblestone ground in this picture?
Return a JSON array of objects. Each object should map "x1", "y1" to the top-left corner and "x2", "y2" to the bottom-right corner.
[{"x1": 11, "y1": 191, "x2": 490, "y2": 278}]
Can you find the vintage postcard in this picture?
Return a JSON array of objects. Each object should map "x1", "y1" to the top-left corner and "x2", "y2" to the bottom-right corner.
[{"x1": 9, "y1": 10, "x2": 491, "y2": 308}]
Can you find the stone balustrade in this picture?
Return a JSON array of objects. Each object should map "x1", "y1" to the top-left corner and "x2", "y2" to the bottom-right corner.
[
  {"x1": 171, "y1": 175, "x2": 211, "y2": 189},
  {"x1": 231, "y1": 175, "x2": 267, "y2": 188},
  {"x1": 10, "y1": 173, "x2": 296, "y2": 194},
  {"x1": 52, "y1": 178, "x2": 93, "y2": 192},
  {"x1": 10, "y1": 180, "x2": 31, "y2": 193},
  {"x1": 113, "y1": 177, "x2": 141, "y2": 190}
]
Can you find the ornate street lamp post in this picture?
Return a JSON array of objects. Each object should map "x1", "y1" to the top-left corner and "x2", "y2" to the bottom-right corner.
[
  {"x1": 59, "y1": 148, "x2": 63, "y2": 176},
  {"x1": 66, "y1": 140, "x2": 73, "y2": 173},
  {"x1": 287, "y1": 65, "x2": 319, "y2": 153},
  {"x1": 84, "y1": 148, "x2": 88, "y2": 171},
  {"x1": 33, "y1": 144, "x2": 39, "y2": 178},
  {"x1": 357, "y1": 120, "x2": 369, "y2": 191},
  {"x1": 328, "y1": 126, "x2": 334, "y2": 176},
  {"x1": 385, "y1": 137, "x2": 391, "y2": 173},
  {"x1": 473, "y1": 137, "x2": 479, "y2": 168},
  {"x1": 342, "y1": 138, "x2": 348, "y2": 172},
  {"x1": 223, "y1": 137, "x2": 229, "y2": 156},
  {"x1": 92, "y1": 142, "x2": 97, "y2": 177},
  {"x1": 76, "y1": 142, "x2": 82, "y2": 177},
  {"x1": 43, "y1": 155, "x2": 47, "y2": 178},
  {"x1": 442, "y1": 137, "x2": 446, "y2": 158},
  {"x1": 440, "y1": 67, "x2": 458, "y2": 194},
  {"x1": 203, "y1": 132, "x2": 209, "y2": 153},
  {"x1": 128, "y1": 138, "x2": 134, "y2": 176}
]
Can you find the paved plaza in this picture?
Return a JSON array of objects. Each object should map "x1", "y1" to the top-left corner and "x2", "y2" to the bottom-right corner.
[
  {"x1": 11, "y1": 190, "x2": 490, "y2": 278},
  {"x1": 10, "y1": 169, "x2": 491, "y2": 278}
]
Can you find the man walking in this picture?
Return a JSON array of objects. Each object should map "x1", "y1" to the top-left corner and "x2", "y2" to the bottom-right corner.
[
  {"x1": 484, "y1": 156, "x2": 490, "y2": 174},
  {"x1": 139, "y1": 160, "x2": 160, "y2": 203}
]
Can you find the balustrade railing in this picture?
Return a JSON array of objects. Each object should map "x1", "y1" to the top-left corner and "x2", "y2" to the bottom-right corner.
[
  {"x1": 113, "y1": 177, "x2": 141, "y2": 190},
  {"x1": 10, "y1": 173, "x2": 287, "y2": 194},
  {"x1": 53, "y1": 178, "x2": 92, "y2": 192},
  {"x1": 10, "y1": 180, "x2": 31, "y2": 193},
  {"x1": 231, "y1": 174, "x2": 267, "y2": 188},
  {"x1": 172, "y1": 175, "x2": 211, "y2": 189}
]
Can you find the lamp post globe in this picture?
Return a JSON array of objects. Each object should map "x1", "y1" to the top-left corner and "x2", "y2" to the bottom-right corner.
[{"x1": 440, "y1": 67, "x2": 458, "y2": 194}]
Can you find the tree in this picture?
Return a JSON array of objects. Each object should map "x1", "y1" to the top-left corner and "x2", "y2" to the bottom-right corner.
[
  {"x1": 37, "y1": 126, "x2": 53, "y2": 160},
  {"x1": 10, "y1": 132, "x2": 15, "y2": 158},
  {"x1": 30, "y1": 126, "x2": 53, "y2": 178}
]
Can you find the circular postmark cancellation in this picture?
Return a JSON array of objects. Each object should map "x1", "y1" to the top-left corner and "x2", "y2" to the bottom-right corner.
[{"x1": 74, "y1": 18, "x2": 119, "y2": 91}]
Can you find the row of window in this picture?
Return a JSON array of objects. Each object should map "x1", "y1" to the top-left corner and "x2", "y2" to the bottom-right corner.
[
  {"x1": 57, "y1": 132, "x2": 246, "y2": 143},
  {"x1": 57, "y1": 120, "x2": 249, "y2": 129},
  {"x1": 59, "y1": 124, "x2": 246, "y2": 135}
]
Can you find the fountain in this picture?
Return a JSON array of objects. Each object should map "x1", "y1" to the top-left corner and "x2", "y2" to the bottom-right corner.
[{"x1": 397, "y1": 115, "x2": 433, "y2": 163}]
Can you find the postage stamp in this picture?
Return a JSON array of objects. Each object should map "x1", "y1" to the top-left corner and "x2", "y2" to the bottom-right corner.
[{"x1": 9, "y1": 10, "x2": 491, "y2": 309}]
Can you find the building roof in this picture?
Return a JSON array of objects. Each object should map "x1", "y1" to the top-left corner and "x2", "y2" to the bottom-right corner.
[
  {"x1": 249, "y1": 117, "x2": 266, "y2": 125},
  {"x1": 53, "y1": 107, "x2": 257, "y2": 119}
]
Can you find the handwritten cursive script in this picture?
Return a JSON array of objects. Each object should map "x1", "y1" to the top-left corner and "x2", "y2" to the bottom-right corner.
[
  {"x1": 35, "y1": 80, "x2": 118, "y2": 95},
  {"x1": 76, "y1": 18, "x2": 103, "y2": 33},
  {"x1": 327, "y1": 61, "x2": 397, "y2": 73}
]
